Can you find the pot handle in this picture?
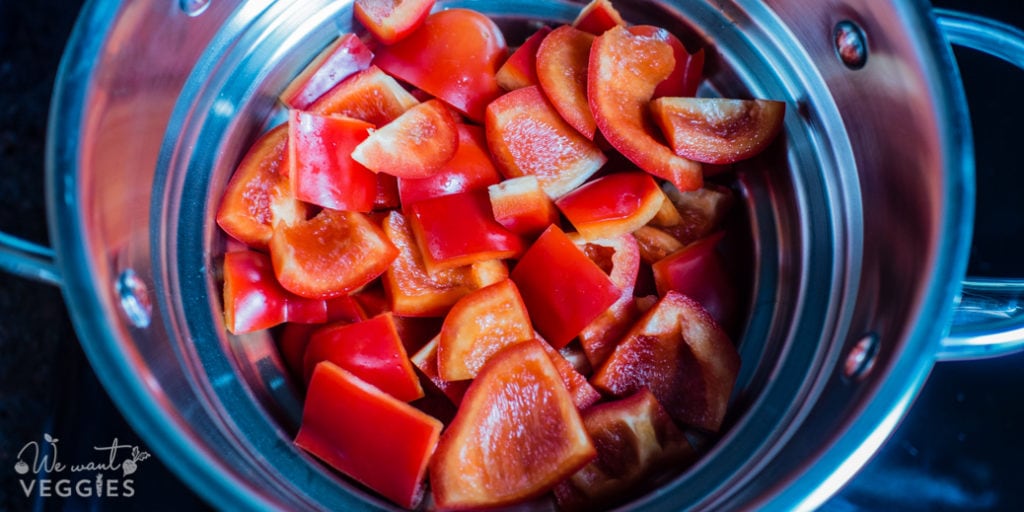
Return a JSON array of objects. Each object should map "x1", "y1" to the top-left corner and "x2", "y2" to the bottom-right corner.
[
  {"x1": 934, "y1": 9, "x2": 1024, "y2": 362},
  {"x1": 0, "y1": 231, "x2": 61, "y2": 286}
]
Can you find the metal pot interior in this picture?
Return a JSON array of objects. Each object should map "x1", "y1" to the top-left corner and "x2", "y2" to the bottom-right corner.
[{"x1": 51, "y1": 0, "x2": 970, "y2": 509}]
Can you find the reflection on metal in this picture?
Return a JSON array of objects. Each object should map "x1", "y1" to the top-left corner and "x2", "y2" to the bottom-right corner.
[
  {"x1": 834, "y1": 20, "x2": 868, "y2": 70},
  {"x1": 116, "y1": 269, "x2": 152, "y2": 328}
]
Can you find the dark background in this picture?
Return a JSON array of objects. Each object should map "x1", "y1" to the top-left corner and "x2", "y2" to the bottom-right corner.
[{"x1": 1, "y1": 0, "x2": 1022, "y2": 510}]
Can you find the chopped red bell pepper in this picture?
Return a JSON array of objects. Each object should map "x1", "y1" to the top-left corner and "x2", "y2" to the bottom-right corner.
[
  {"x1": 430, "y1": 339, "x2": 596, "y2": 509},
  {"x1": 354, "y1": 0, "x2": 436, "y2": 45},
  {"x1": 555, "y1": 171, "x2": 666, "y2": 240},
  {"x1": 309, "y1": 65, "x2": 420, "y2": 126},
  {"x1": 288, "y1": 110, "x2": 377, "y2": 212},
  {"x1": 437, "y1": 278, "x2": 534, "y2": 381},
  {"x1": 510, "y1": 225, "x2": 621, "y2": 348},
  {"x1": 396, "y1": 124, "x2": 502, "y2": 206},
  {"x1": 279, "y1": 33, "x2": 374, "y2": 110},
  {"x1": 216, "y1": 124, "x2": 307, "y2": 249},
  {"x1": 269, "y1": 208, "x2": 398, "y2": 299},
  {"x1": 651, "y1": 231, "x2": 737, "y2": 328},
  {"x1": 410, "y1": 335, "x2": 470, "y2": 406},
  {"x1": 485, "y1": 85, "x2": 606, "y2": 199},
  {"x1": 373, "y1": 9, "x2": 507, "y2": 122},
  {"x1": 295, "y1": 361, "x2": 442, "y2": 509},
  {"x1": 381, "y1": 210, "x2": 508, "y2": 317},
  {"x1": 536, "y1": 25, "x2": 597, "y2": 140},
  {"x1": 591, "y1": 291, "x2": 740, "y2": 432},
  {"x1": 572, "y1": 0, "x2": 626, "y2": 35},
  {"x1": 406, "y1": 189, "x2": 525, "y2": 273},
  {"x1": 302, "y1": 313, "x2": 424, "y2": 402},
  {"x1": 222, "y1": 250, "x2": 326, "y2": 334},
  {"x1": 570, "y1": 232, "x2": 642, "y2": 368},
  {"x1": 495, "y1": 26, "x2": 552, "y2": 91},
  {"x1": 537, "y1": 336, "x2": 602, "y2": 410},
  {"x1": 351, "y1": 99, "x2": 459, "y2": 179},
  {"x1": 554, "y1": 388, "x2": 695, "y2": 509},
  {"x1": 487, "y1": 175, "x2": 561, "y2": 238}
]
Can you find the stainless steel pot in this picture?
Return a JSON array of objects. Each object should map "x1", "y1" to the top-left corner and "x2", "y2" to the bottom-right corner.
[{"x1": 3, "y1": 0, "x2": 1024, "y2": 509}]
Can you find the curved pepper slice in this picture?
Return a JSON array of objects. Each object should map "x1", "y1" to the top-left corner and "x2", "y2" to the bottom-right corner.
[
  {"x1": 510, "y1": 225, "x2": 620, "y2": 349},
  {"x1": 588, "y1": 25, "x2": 702, "y2": 192},
  {"x1": 437, "y1": 278, "x2": 534, "y2": 381},
  {"x1": 650, "y1": 97, "x2": 786, "y2": 165},
  {"x1": 536, "y1": 25, "x2": 597, "y2": 140},
  {"x1": 216, "y1": 125, "x2": 306, "y2": 249},
  {"x1": 270, "y1": 208, "x2": 398, "y2": 299},
  {"x1": 430, "y1": 340, "x2": 596, "y2": 509},
  {"x1": 295, "y1": 362, "x2": 442, "y2": 509}
]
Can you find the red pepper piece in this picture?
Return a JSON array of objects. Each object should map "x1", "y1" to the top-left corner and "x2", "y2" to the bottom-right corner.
[
  {"x1": 351, "y1": 99, "x2": 460, "y2": 179},
  {"x1": 487, "y1": 175, "x2": 561, "y2": 238},
  {"x1": 651, "y1": 231, "x2": 737, "y2": 328},
  {"x1": 302, "y1": 312, "x2": 424, "y2": 402},
  {"x1": 269, "y1": 208, "x2": 398, "y2": 299},
  {"x1": 510, "y1": 225, "x2": 621, "y2": 349},
  {"x1": 222, "y1": 250, "x2": 326, "y2": 334},
  {"x1": 485, "y1": 85, "x2": 606, "y2": 199},
  {"x1": 382, "y1": 210, "x2": 508, "y2": 317},
  {"x1": 216, "y1": 125, "x2": 307, "y2": 249},
  {"x1": 437, "y1": 278, "x2": 534, "y2": 381},
  {"x1": 430, "y1": 340, "x2": 596, "y2": 509},
  {"x1": 309, "y1": 65, "x2": 420, "y2": 126},
  {"x1": 570, "y1": 232, "x2": 642, "y2": 368},
  {"x1": 295, "y1": 362, "x2": 442, "y2": 509},
  {"x1": 555, "y1": 171, "x2": 666, "y2": 240},
  {"x1": 288, "y1": 110, "x2": 377, "y2": 212},
  {"x1": 407, "y1": 189, "x2": 525, "y2": 274},
  {"x1": 591, "y1": 291, "x2": 740, "y2": 432},
  {"x1": 354, "y1": 0, "x2": 436, "y2": 45},
  {"x1": 495, "y1": 26, "x2": 552, "y2": 91},
  {"x1": 572, "y1": 0, "x2": 626, "y2": 35},
  {"x1": 536, "y1": 25, "x2": 597, "y2": 139},
  {"x1": 373, "y1": 9, "x2": 507, "y2": 122},
  {"x1": 554, "y1": 388, "x2": 695, "y2": 510},
  {"x1": 588, "y1": 25, "x2": 703, "y2": 192},
  {"x1": 279, "y1": 33, "x2": 374, "y2": 110},
  {"x1": 397, "y1": 124, "x2": 503, "y2": 206}
]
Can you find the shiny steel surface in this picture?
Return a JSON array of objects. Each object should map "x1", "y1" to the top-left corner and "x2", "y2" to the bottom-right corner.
[{"x1": 1, "y1": 0, "x2": 1012, "y2": 510}]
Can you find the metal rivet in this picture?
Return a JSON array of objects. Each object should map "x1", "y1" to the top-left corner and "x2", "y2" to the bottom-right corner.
[
  {"x1": 834, "y1": 20, "x2": 868, "y2": 69},
  {"x1": 180, "y1": 0, "x2": 210, "y2": 17},
  {"x1": 844, "y1": 333, "x2": 879, "y2": 380},
  {"x1": 117, "y1": 269, "x2": 153, "y2": 328}
]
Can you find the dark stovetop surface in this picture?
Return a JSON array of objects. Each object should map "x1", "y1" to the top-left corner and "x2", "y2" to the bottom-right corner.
[{"x1": 1, "y1": 1, "x2": 1022, "y2": 510}]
